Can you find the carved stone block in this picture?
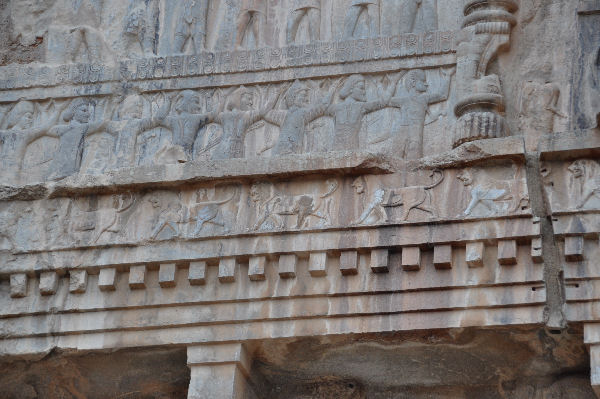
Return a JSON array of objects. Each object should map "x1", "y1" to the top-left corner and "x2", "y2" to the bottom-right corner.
[
  {"x1": 565, "y1": 236, "x2": 585, "y2": 262},
  {"x1": 188, "y1": 261, "x2": 207, "y2": 285},
  {"x1": 10, "y1": 274, "x2": 28, "y2": 298},
  {"x1": 531, "y1": 238, "x2": 543, "y2": 264},
  {"x1": 248, "y1": 257, "x2": 266, "y2": 281},
  {"x1": 98, "y1": 268, "x2": 117, "y2": 291},
  {"x1": 433, "y1": 245, "x2": 452, "y2": 269},
  {"x1": 370, "y1": 249, "x2": 389, "y2": 273},
  {"x1": 498, "y1": 240, "x2": 517, "y2": 266},
  {"x1": 128, "y1": 265, "x2": 147, "y2": 289},
  {"x1": 590, "y1": 344, "x2": 600, "y2": 395},
  {"x1": 402, "y1": 247, "x2": 421, "y2": 271},
  {"x1": 69, "y1": 270, "x2": 88, "y2": 294},
  {"x1": 218, "y1": 259, "x2": 236, "y2": 283},
  {"x1": 279, "y1": 254, "x2": 297, "y2": 279},
  {"x1": 39, "y1": 272, "x2": 59, "y2": 296},
  {"x1": 466, "y1": 242, "x2": 484, "y2": 268},
  {"x1": 339, "y1": 251, "x2": 359, "y2": 275},
  {"x1": 159, "y1": 263, "x2": 177, "y2": 288},
  {"x1": 309, "y1": 252, "x2": 327, "y2": 277}
]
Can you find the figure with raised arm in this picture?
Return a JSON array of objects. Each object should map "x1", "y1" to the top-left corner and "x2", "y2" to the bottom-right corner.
[
  {"x1": 0, "y1": 100, "x2": 67, "y2": 181},
  {"x1": 211, "y1": 86, "x2": 281, "y2": 159},
  {"x1": 326, "y1": 74, "x2": 393, "y2": 151},
  {"x1": 265, "y1": 80, "x2": 337, "y2": 155},
  {"x1": 389, "y1": 67, "x2": 454, "y2": 159}
]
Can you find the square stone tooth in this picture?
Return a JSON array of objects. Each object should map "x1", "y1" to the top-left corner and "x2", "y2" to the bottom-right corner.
[
  {"x1": 98, "y1": 268, "x2": 117, "y2": 291},
  {"x1": 531, "y1": 238, "x2": 543, "y2": 263},
  {"x1": 218, "y1": 258, "x2": 236, "y2": 283},
  {"x1": 433, "y1": 245, "x2": 453, "y2": 269},
  {"x1": 159, "y1": 263, "x2": 178, "y2": 287},
  {"x1": 370, "y1": 249, "x2": 389, "y2": 273},
  {"x1": 402, "y1": 247, "x2": 421, "y2": 271},
  {"x1": 249, "y1": 256, "x2": 266, "y2": 281},
  {"x1": 565, "y1": 236, "x2": 584, "y2": 262},
  {"x1": 69, "y1": 270, "x2": 88, "y2": 294},
  {"x1": 39, "y1": 272, "x2": 59, "y2": 296},
  {"x1": 498, "y1": 240, "x2": 517, "y2": 266},
  {"x1": 466, "y1": 242, "x2": 484, "y2": 268},
  {"x1": 339, "y1": 251, "x2": 359, "y2": 275},
  {"x1": 128, "y1": 265, "x2": 147, "y2": 289},
  {"x1": 189, "y1": 261, "x2": 207, "y2": 285},
  {"x1": 279, "y1": 254, "x2": 297, "y2": 279},
  {"x1": 10, "y1": 273, "x2": 28, "y2": 298},
  {"x1": 309, "y1": 252, "x2": 328, "y2": 277}
]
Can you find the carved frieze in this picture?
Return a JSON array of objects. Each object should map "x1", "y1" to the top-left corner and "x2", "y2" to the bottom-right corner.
[
  {"x1": 0, "y1": 162, "x2": 531, "y2": 254},
  {"x1": 1, "y1": 69, "x2": 458, "y2": 184},
  {"x1": 542, "y1": 158, "x2": 600, "y2": 213},
  {"x1": 0, "y1": 31, "x2": 456, "y2": 92}
]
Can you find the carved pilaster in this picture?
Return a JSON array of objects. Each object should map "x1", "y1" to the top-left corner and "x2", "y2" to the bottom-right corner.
[
  {"x1": 453, "y1": 0, "x2": 519, "y2": 148},
  {"x1": 187, "y1": 343, "x2": 257, "y2": 399}
]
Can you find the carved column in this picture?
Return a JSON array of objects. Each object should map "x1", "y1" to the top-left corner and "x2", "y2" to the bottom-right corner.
[
  {"x1": 453, "y1": 0, "x2": 519, "y2": 148},
  {"x1": 585, "y1": 324, "x2": 600, "y2": 397},
  {"x1": 187, "y1": 343, "x2": 257, "y2": 399}
]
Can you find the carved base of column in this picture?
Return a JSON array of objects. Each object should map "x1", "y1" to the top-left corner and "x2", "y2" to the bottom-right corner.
[
  {"x1": 453, "y1": 111, "x2": 508, "y2": 148},
  {"x1": 187, "y1": 344, "x2": 257, "y2": 399}
]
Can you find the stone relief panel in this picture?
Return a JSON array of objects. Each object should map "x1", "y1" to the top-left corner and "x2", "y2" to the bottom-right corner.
[
  {"x1": 542, "y1": 159, "x2": 600, "y2": 212},
  {"x1": 5, "y1": 0, "x2": 461, "y2": 64},
  {"x1": 0, "y1": 68, "x2": 456, "y2": 185},
  {"x1": 0, "y1": 163, "x2": 529, "y2": 253},
  {"x1": 573, "y1": 3, "x2": 600, "y2": 130}
]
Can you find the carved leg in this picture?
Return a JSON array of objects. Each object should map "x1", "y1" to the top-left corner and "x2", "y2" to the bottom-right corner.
[
  {"x1": 174, "y1": 31, "x2": 188, "y2": 53},
  {"x1": 187, "y1": 343, "x2": 257, "y2": 399},
  {"x1": 367, "y1": 4, "x2": 379, "y2": 37},
  {"x1": 342, "y1": 6, "x2": 362, "y2": 39},
  {"x1": 251, "y1": 12, "x2": 263, "y2": 48},
  {"x1": 307, "y1": 8, "x2": 321, "y2": 42},
  {"x1": 235, "y1": 12, "x2": 251, "y2": 48},
  {"x1": 287, "y1": 10, "x2": 305, "y2": 44}
]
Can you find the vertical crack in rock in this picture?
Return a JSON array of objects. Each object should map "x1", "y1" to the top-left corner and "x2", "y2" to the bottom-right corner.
[{"x1": 525, "y1": 153, "x2": 566, "y2": 331}]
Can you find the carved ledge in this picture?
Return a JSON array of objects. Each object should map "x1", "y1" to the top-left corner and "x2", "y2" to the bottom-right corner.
[
  {"x1": 539, "y1": 129, "x2": 600, "y2": 160},
  {"x1": 417, "y1": 136, "x2": 525, "y2": 169},
  {"x1": 0, "y1": 152, "x2": 395, "y2": 200}
]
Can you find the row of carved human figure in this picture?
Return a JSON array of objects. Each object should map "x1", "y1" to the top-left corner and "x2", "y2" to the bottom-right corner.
[
  {"x1": 0, "y1": 69, "x2": 454, "y2": 183},
  {"x1": 42, "y1": 0, "x2": 439, "y2": 63},
  {"x1": 0, "y1": 165, "x2": 538, "y2": 253}
]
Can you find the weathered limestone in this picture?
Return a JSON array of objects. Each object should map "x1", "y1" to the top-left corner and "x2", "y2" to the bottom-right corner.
[
  {"x1": 189, "y1": 261, "x2": 207, "y2": 285},
  {"x1": 0, "y1": 0, "x2": 598, "y2": 396},
  {"x1": 187, "y1": 344, "x2": 256, "y2": 399},
  {"x1": 128, "y1": 265, "x2": 147, "y2": 289},
  {"x1": 39, "y1": 272, "x2": 59, "y2": 296}
]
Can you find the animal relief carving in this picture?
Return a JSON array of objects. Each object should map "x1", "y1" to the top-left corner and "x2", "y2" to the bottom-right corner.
[
  {"x1": 352, "y1": 170, "x2": 445, "y2": 226},
  {"x1": 249, "y1": 179, "x2": 339, "y2": 231},
  {"x1": 568, "y1": 160, "x2": 600, "y2": 209},
  {"x1": 457, "y1": 169, "x2": 530, "y2": 217}
]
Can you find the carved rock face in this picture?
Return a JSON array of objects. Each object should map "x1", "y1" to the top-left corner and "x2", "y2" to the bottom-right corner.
[{"x1": 2, "y1": 0, "x2": 600, "y2": 398}]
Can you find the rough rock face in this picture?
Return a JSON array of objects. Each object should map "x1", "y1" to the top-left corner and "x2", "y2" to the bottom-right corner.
[{"x1": 0, "y1": 0, "x2": 599, "y2": 397}]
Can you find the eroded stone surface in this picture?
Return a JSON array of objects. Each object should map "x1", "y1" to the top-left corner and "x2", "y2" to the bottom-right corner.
[{"x1": 0, "y1": 0, "x2": 598, "y2": 396}]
